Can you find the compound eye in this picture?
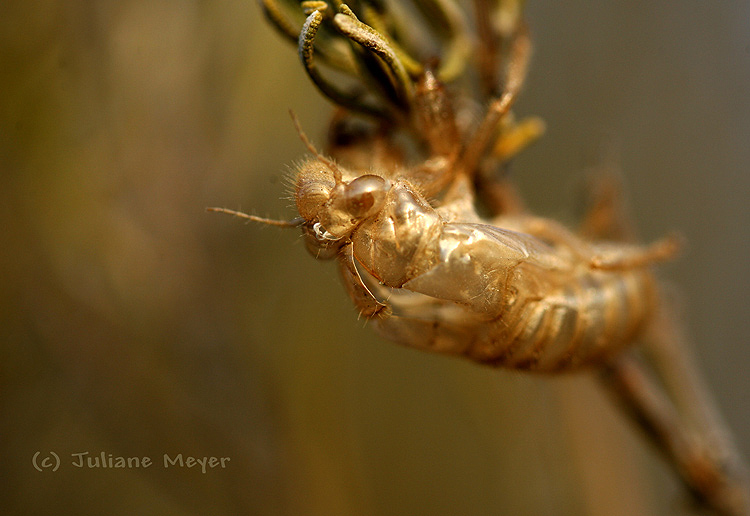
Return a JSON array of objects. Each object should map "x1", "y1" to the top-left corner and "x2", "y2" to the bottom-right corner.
[{"x1": 344, "y1": 175, "x2": 387, "y2": 218}]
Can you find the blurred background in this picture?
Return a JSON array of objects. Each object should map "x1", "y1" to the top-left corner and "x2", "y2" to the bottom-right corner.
[{"x1": 1, "y1": 1, "x2": 748, "y2": 515}]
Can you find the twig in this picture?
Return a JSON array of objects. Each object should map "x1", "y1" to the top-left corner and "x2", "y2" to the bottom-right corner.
[{"x1": 600, "y1": 352, "x2": 750, "y2": 516}]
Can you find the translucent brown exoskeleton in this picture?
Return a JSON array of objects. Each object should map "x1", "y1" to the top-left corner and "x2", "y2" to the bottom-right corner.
[
  {"x1": 287, "y1": 135, "x2": 678, "y2": 372},
  {"x1": 210, "y1": 0, "x2": 750, "y2": 513}
]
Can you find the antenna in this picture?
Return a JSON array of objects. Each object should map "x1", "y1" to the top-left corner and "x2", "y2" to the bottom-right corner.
[
  {"x1": 289, "y1": 110, "x2": 343, "y2": 183},
  {"x1": 205, "y1": 207, "x2": 303, "y2": 228}
]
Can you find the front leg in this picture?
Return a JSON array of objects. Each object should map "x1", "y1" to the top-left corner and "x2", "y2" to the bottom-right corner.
[{"x1": 338, "y1": 244, "x2": 389, "y2": 319}]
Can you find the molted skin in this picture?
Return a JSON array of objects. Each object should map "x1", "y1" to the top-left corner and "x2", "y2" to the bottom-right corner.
[
  {"x1": 295, "y1": 162, "x2": 658, "y2": 372},
  {"x1": 247, "y1": 3, "x2": 750, "y2": 512}
]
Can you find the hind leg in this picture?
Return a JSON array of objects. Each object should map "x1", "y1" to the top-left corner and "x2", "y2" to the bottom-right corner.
[{"x1": 579, "y1": 170, "x2": 636, "y2": 242}]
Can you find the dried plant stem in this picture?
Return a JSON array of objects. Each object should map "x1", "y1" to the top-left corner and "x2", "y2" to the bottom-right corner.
[{"x1": 600, "y1": 353, "x2": 750, "y2": 516}]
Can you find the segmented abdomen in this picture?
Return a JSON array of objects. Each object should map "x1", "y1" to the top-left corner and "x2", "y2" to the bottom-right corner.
[
  {"x1": 370, "y1": 266, "x2": 657, "y2": 373},
  {"x1": 477, "y1": 268, "x2": 657, "y2": 371}
]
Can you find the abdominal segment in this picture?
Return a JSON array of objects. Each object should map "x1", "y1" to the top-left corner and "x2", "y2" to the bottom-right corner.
[{"x1": 351, "y1": 258, "x2": 656, "y2": 372}]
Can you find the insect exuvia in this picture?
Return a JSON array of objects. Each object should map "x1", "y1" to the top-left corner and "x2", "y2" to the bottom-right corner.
[
  {"x1": 210, "y1": 0, "x2": 749, "y2": 513},
  {"x1": 244, "y1": 112, "x2": 679, "y2": 373}
]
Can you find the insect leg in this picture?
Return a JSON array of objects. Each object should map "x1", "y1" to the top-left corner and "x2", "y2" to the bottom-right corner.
[
  {"x1": 589, "y1": 234, "x2": 681, "y2": 270},
  {"x1": 459, "y1": 19, "x2": 533, "y2": 217},
  {"x1": 338, "y1": 244, "x2": 389, "y2": 319},
  {"x1": 471, "y1": 0, "x2": 525, "y2": 98},
  {"x1": 459, "y1": 20, "x2": 530, "y2": 178},
  {"x1": 499, "y1": 215, "x2": 679, "y2": 270},
  {"x1": 473, "y1": 0, "x2": 501, "y2": 99},
  {"x1": 498, "y1": 215, "x2": 598, "y2": 259},
  {"x1": 474, "y1": 0, "x2": 542, "y2": 153},
  {"x1": 475, "y1": 175, "x2": 526, "y2": 216},
  {"x1": 578, "y1": 165, "x2": 637, "y2": 242}
]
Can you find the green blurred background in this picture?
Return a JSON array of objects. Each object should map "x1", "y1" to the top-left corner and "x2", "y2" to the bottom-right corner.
[{"x1": 2, "y1": 2, "x2": 748, "y2": 515}]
